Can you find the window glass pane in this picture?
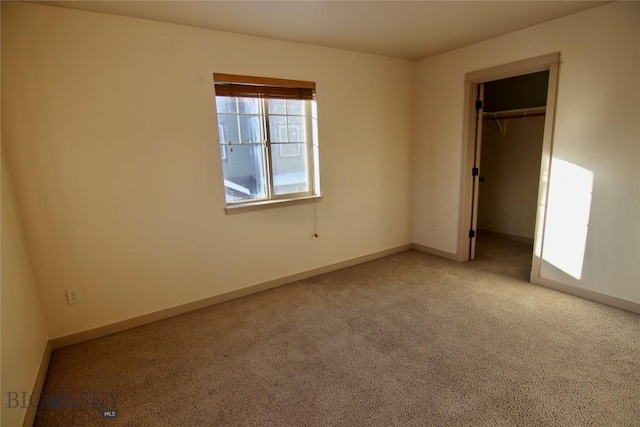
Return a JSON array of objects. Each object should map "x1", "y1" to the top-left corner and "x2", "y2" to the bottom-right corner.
[
  {"x1": 215, "y1": 90, "x2": 317, "y2": 205},
  {"x1": 221, "y1": 144, "x2": 268, "y2": 203},
  {"x1": 268, "y1": 99, "x2": 286, "y2": 115},
  {"x1": 216, "y1": 97, "x2": 237, "y2": 114},
  {"x1": 286, "y1": 100, "x2": 304, "y2": 115},
  {"x1": 272, "y1": 143, "x2": 309, "y2": 195},
  {"x1": 268, "y1": 115, "x2": 287, "y2": 143},
  {"x1": 217, "y1": 114, "x2": 240, "y2": 144},
  {"x1": 287, "y1": 116, "x2": 306, "y2": 143},
  {"x1": 238, "y1": 97, "x2": 260, "y2": 114},
  {"x1": 239, "y1": 115, "x2": 263, "y2": 143}
]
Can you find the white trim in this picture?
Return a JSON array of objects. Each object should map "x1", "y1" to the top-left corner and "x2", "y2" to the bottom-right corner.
[
  {"x1": 530, "y1": 61, "x2": 559, "y2": 284},
  {"x1": 465, "y1": 53, "x2": 560, "y2": 83},
  {"x1": 412, "y1": 243, "x2": 460, "y2": 262},
  {"x1": 458, "y1": 81, "x2": 478, "y2": 262},
  {"x1": 470, "y1": 83, "x2": 484, "y2": 260},
  {"x1": 225, "y1": 194, "x2": 322, "y2": 214},
  {"x1": 537, "y1": 277, "x2": 640, "y2": 315},
  {"x1": 50, "y1": 244, "x2": 412, "y2": 349},
  {"x1": 305, "y1": 100, "x2": 317, "y2": 196},
  {"x1": 22, "y1": 341, "x2": 52, "y2": 427}
]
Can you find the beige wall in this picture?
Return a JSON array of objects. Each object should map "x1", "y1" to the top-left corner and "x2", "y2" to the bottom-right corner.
[
  {"x1": 1, "y1": 146, "x2": 50, "y2": 426},
  {"x1": 413, "y1": 1, "x2": 640, "y2": 303},
  {"x1": 1, "y1": 2, "x2": 414, "y2": 339},
  {"x1": 477, "y1": 116, "x2": 545, "y2": 240}
]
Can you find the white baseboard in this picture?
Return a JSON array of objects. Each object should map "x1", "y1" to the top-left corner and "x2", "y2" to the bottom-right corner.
[
  {"x1": 411, "y1": 243, "x2": 461, "y2": 261},
  {"x1": 23, "y1": 341, "x2": 52, "y2": 427},
  {"x1": 50, "y1": 244, "x2": 413, "y2": 349},
  {"x1": 537, "y1": 277, "x2": 640, "y2": 315}
]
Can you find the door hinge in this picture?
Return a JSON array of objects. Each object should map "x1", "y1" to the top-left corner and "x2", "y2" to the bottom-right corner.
[
  {"x1": 469, "y1": 229, "x2": 476, "y2": 238},
  {"x1": 472, "y1": 167, "x2": 479, "y2": 177},
  {"x1": 475, "y1": 100, "x2": 483, "y2": 110}
]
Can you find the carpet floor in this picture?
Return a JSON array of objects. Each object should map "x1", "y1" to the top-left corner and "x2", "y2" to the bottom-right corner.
[{"x1": 35, "y1": 237, "x2": 640, "y2": 426}]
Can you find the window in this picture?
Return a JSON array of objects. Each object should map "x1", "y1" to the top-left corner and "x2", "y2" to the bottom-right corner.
[{"x1": 214, "y1": 73, "x2": 320, "y2": 207}]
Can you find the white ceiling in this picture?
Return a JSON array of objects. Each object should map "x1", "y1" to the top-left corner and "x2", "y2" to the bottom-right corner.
[{"x1": 29, "y1": 1, "x2": 608, "y2": 60}]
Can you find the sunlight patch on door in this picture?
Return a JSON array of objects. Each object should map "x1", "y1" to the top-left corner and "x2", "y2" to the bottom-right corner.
[{"x1": 542, "y1": 159, "x2": 593, "y2": 279}]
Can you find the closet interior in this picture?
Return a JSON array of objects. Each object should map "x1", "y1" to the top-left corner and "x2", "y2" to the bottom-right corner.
[{"x1": 474, "y1": 71, "x2": 549, "y2": 276}]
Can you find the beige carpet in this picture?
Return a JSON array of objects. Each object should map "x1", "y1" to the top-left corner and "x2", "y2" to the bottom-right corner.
[{"x1": 35, "y1": 237, "x2": 640, "y2": 426}]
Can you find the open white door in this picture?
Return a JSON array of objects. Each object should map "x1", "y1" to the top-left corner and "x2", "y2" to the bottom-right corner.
[{"x1": 469, "y1": 84, "x2": 484, "y2": 260}]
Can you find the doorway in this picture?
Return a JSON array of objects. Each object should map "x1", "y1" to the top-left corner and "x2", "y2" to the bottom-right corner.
[
  {"x1": 474, "y1": 72, "x2": 548, "y2": 278},
  {"x1": 459, "y1": 53, "x2": 560, "y2": 283}
]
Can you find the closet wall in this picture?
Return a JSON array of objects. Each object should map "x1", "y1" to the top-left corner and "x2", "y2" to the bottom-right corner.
[
  {"x1": 476, "y1": 71, "x2": 548, "y2": 242},
  {"x1": 477, "y1": 115, "x2": 545, "y2": 241}
]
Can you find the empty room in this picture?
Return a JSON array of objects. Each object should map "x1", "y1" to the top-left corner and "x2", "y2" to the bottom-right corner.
[{"x1": 2, "y1": 1, "x2": 639, "y2": 426}]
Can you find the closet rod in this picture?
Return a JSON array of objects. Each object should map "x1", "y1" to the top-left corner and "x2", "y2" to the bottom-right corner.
[
  {"x1": 484, "y1": 112, "x2": 546, "y2": 121},
  {"x1": 483, "y1": 106, "x2": 546, "y2": 115}
]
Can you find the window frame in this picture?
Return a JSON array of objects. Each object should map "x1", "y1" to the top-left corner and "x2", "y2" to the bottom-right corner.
[{"x1": 214, "y1": 74, "x2": 321, "y2": 211}]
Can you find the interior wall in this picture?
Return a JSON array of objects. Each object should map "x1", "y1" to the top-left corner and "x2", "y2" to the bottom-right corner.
[
  {"x1": 1, "y1": 2, "x2": 415, "y2": 339},
  {"x1": 413, "y1": 1, "x2": 640, "y2": 303},
  {"x1": 1, "y1": 146, "x2": 50, "y2": 427},
  {"x1": 477, "y1": 116, "x2": 545, "y2": 240}
]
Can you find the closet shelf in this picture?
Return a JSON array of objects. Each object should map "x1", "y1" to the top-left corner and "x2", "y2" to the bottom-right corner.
[{"x1": 483, "y1": 106, "x2": 546, "y2": 121}]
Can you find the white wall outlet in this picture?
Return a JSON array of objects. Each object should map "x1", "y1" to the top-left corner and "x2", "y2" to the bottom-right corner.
[
  {"x1": 66, "y1": 288, "x2": 81, "y2": 304},
  {"x1": 430, "y1": 223, "x2": 437, "y2": 231}
]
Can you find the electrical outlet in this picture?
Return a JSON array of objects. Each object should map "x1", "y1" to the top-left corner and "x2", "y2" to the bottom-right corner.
[
  {"x1": 66, "y1": 288, "x2": 81, "y2": 305},
  {"x1": 430, "y1": 223, "x2": 437, "y2": 232}
]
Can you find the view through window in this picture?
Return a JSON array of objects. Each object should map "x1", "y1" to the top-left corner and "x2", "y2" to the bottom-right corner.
[{"x1": 214, "y1": 74, "x2": 319, "y2": 205}]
